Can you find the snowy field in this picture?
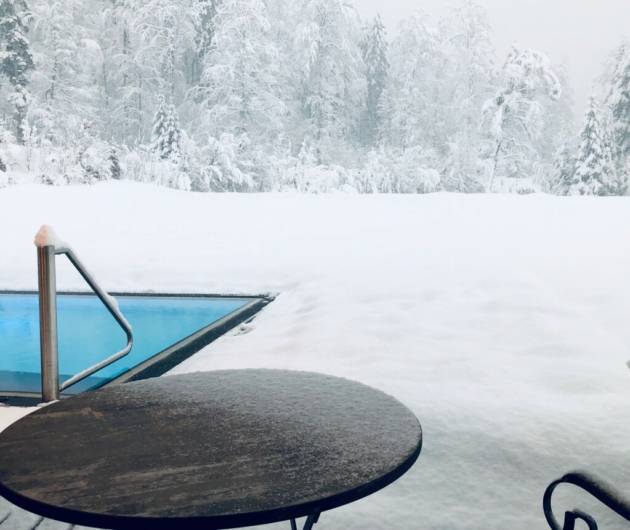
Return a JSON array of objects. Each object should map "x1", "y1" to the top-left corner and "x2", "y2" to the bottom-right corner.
[{"x1": 1, "y1": 182, "x2": 630, "y2": 529}]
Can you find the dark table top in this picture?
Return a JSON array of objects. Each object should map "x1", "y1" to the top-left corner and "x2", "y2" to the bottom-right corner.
[{"x1": 0, "y1": 370, "x2": 422, "y2": 530}]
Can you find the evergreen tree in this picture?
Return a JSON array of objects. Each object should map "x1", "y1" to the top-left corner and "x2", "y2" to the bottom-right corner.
[
  {"x1": 191, "y1": 0, "x2": 219, "y2": 84},
  {"x1": 605, "y1": 42, "x2": 630, "y2": 170},
  {"x1": 552, "y1": 142, "x2": 577, "y2": 195},
  {"x1": 0, "y1": 121, "x2": 9, "y2": 173},
  {"x1": 151, "y1": 95, "x2": 168, "y2": 155},
  {"x1": 0, "y1": 0, "x2": 34, "y2": 144},
  {"x1": 536, "y1": 64, "x2": 576, "y2": 190},
  {"x1": 572, "y1": 97, "x2": 619, "y2": 195},
  {"x1": 361, "y1": 14, "x2": 388, "y2": 146},
  {"x1": 0, "y1": 138, "x2": 6, "y2": 173},
  {"x1": 130, "y1": 0, "x2": 195, "y2": 142},
  {"x1": 109, "y1": 147, "x2": 121, "y2": 179},
  {"x1": 151, "y1": 96, "x2": 181, "y2": 160},
  {"x1": 165, "y1": 103, "x2": 182, "y2": 160}
]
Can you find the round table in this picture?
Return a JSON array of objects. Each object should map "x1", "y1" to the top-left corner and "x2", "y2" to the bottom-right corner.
[{"x1": 0, "y1": 370, "x2": 422, "y2": 530}]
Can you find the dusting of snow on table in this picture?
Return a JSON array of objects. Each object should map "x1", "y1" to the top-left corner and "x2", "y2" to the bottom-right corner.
[
  {"x1": 0, "y1": 371, "x2": 420, "y2": 527},
  {"x1": 1, "y1": 182, "x2": 630, "y2": 529}
]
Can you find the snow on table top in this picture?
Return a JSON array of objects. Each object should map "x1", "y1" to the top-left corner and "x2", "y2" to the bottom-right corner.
[{"x1": 1, "y1": 182, "x2": 630, "y2": 529}]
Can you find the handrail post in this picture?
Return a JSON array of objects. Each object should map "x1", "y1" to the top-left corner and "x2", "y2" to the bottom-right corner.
[
  {"x1": 37, "y1": 245, "x2": 59, "y2": 402},
  {"x1": 34, "y1": 224, "x2": 132, "y2": 398}
]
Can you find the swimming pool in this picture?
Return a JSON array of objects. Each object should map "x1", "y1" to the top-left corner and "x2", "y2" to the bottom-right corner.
[{"x1": 0, "y1": 292, "x2": 269, "y2": 397}]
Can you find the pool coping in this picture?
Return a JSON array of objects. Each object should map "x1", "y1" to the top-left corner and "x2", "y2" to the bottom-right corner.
[{"x1": 0, "y1": 291, "x2": 275, "y2": 406}]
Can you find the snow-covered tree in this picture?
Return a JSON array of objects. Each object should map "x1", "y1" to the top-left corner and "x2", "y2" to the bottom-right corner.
[
  {"x1": 198, "y1": 0, "x2": 284, "y2": 144},
  {"x1": 355, "y1": 145, "x2": 439, "y2": 193},
  {"x1": 93, "y1": 1, "x2": 135, "y2": 143},
  {"x1": 134, "y1": 0, "x2": 195, "y2": 99},
  {"x1": 94, "y1": 0, "x2": 195, "y2": 144},
  {"x1": 151, "y1": 96, "x2": 181, "y2": 160},
  {"x1": 481, "y1": 46, "x2": 562, "y2": 190},
  {"x1": 191, "y1": 132, "x2": 253, "y2": 191},
  {"x1": 190, "y1": 0, "x2": 219, "y2": 85},
  {"x1": 293, "y1": 0, "x2": 365, "y2": 163},
  {"x1": 551, "y1": 142, "x2": 577, "y2": 195},
  {"x1": 572, "y1": 97, "x2": 621, "y2": 196},
  {"x1": 109, "y1": 147, "x2": 121, "y2": 179},
  {"x1": 380, "y1": 11, "x2": 439, "y2": 151},
  {"x1": 0, "y1": 122, "x2": 12, "y2": 173},
  {"x1": 439, "y1": 0, "x2": 496, "y2": 191},
  {"x1": 28, "y1": 0, "x2": 102, "y2": 146},
  {"x1": 360, "y1": 14, "x2": 388, "y2": 146},
  {"x1": 536, "y1": 64, "x2": 575, "y2": 184},
  {"x1": 165, "y1": 103, "x2": 182, "y2": 160},
  {"x1": 151, "y1": 95, "x2": 168, "y2": 154},
  {"x1": 605, "y1": 42, "x2": 630, "y2": 171},
  {"x1": 0, "y1": 0, "x2": 34, "y2": 144}
]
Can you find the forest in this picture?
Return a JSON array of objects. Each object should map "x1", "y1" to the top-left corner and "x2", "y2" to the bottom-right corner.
[{"x1": 0, "y1": 0, "x2": 628, "y2": 194}]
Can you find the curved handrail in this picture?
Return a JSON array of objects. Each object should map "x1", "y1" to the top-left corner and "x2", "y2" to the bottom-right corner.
[
  {"x1": 55, "y1": 246, "x2": 133, "y2": 391},
  {"x1": 544, "y1": 471, "x2": 630, "y2": 530}
]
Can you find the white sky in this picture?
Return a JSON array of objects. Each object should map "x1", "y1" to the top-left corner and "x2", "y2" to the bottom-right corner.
[{"x1": 353, "y1": 0, "x2": 630, "y2": 117}]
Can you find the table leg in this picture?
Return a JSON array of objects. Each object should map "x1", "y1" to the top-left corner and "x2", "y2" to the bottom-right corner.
[
  {"x1": 290, "y1": 511, "x2": 320, "y2": 530},
  {"x1": 303, "y1": 512, "x2": 320, "y2": 530}
]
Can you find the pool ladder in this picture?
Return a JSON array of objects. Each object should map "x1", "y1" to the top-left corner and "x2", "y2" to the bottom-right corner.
[{"x1": 36, "y1": 226, "x2": 133, "y2": 402}]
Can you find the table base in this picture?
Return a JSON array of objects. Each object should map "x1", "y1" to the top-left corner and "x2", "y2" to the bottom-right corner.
[{"x1": 290, "y1": 511, "x2": 320, "y2": 530}]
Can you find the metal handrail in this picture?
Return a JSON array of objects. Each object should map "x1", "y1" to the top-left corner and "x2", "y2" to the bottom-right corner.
[
  {"x1": 36, "y1": 226, "x2": 133, "y2": 401},
  {"x1": 56, "y1": 246, "x2": 133, "y2": 391}
]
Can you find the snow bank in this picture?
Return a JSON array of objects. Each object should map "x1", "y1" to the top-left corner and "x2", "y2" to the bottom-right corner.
[{"x1": 1, "y1": 182, "x2": 630, "y2": 529}]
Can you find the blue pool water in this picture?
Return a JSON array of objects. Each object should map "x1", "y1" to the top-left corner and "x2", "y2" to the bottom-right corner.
[{"x1": 0, "y1": 293, "x2": 249, "y2": 394}]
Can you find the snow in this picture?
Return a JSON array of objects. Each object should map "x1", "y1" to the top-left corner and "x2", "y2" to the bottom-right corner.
[
  {"x1": 1, "y1": 181, "x2": 630, "y2": 529},
  {"x1": 0, "y1": 406, "x2": 36, "y2": 433},
  {"x1": 33, "y1": 224, "x2": 65, "y2": 249}
]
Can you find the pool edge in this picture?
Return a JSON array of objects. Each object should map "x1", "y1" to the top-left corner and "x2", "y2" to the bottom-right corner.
[
  {"x1": 0, "y1": 292, "x2": 275, "y2": 406},
  {"x1": 108, "y1": 297, "x2": 270, "y2": 385}
]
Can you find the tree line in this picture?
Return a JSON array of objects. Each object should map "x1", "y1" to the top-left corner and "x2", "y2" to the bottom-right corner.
[{"x1": 0, "y1": 0, "x2": 628, "y2": 194}]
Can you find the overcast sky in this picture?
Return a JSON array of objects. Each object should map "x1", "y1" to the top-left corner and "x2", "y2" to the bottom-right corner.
[{"x1": 353, "y1": 0, "x2": 629, "y2": 116}]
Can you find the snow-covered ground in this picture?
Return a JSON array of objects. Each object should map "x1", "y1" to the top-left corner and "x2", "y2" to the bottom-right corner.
[{"x1": 1, "y1": 182, "x2": 630, "y2": 529}]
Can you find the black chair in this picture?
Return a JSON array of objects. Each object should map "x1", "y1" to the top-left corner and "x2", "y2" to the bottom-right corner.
[
  {"x1": 544, "y1": 471, "x2": 630, "y2": 529},
  {"x1": 544, "y1": 363, "x2": 630, "y2": 529}
]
